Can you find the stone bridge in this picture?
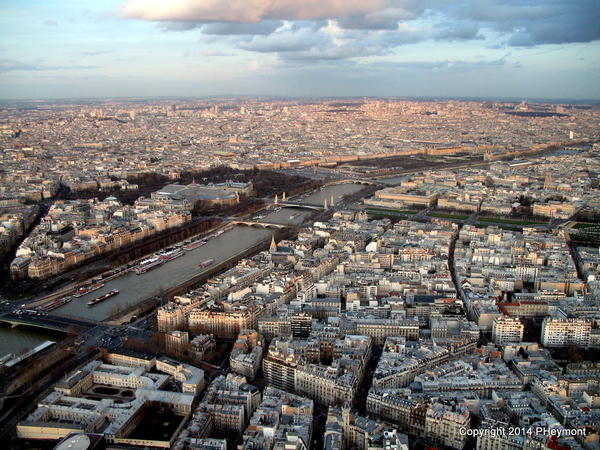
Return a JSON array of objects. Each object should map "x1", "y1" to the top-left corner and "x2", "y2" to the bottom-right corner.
[{"x1": 0, "y1": 312, "x2": 98, "y2": 333}]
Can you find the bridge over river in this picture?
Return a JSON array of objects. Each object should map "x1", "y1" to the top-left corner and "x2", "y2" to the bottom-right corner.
[{"x1": 0, "y1": 312, "x2": 98, "y2": 333}]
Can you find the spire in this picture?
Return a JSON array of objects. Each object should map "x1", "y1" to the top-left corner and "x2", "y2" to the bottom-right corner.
[
  {"x1": 282, "y1": 192, "x2": 286, "y2": 201},
  {"x1": 270, "y1": 235, "x2": 277, "y2": 252},
  {"x1": 274, "y1": 194, "x2": 279, "y2": 205}
]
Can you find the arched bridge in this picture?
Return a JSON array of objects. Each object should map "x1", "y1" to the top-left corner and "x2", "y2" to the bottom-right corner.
[
  {"x1": 326, "y1": 178, "x2": 380, "y2": 186},
  {"x1": 0, "y1": 312, "x2": 98, "y2": 333},
  {"x1": 230, "y1": 220, "x2": 287, "y2": 229},
  {"x1": 276, "y1": 201, "x2": 324, "y2": 210}
]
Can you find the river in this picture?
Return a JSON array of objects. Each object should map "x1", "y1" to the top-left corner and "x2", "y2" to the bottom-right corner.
[
  {"x1": 0, "y1": 183, "x2": 365, "y2": 356},
  {"x1": 298, "y1": 183, "x2": 365, "y2": 206},
  {"x1": 0, "y1": 325, "x2": 63, "y2": 358},
  {"x1": 259, "y1": 207, "x2": 313, "y2": 225},
  {"x1": 51, "y1": 226, "x2": 273, "y2": 322}
]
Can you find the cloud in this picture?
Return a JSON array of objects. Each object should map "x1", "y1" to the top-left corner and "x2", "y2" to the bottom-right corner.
[
  {"x1": 120, "y1": 0, "x2": 388, "y2": 23},
  {"x1": 158, "y1": 19, "x2": 283, "y2": 34},
  {"x1": 433, "y1": 21, "x2": 482, "y2": 41},
  {"x1": 387, "y1": 56, "x2": 508, "y2": 72},
  {"x1": 337, "y1": 4, "x2": 424, "y2": 30},
  {"x1": 336, "y1": 16, "x2": 399, "y2": 31},
  {"x1": 117, "y1": 0, "x2": 600, "y2": 63},
  {"x1": 201, "y1": 20, "x2": 283, "y2": 35},
  {"x1": 0, "y1": 60, "x2": 96, "y2": 74},
  {"x1": 506, "y1": 13, "x2": 600, "y2": 46},
  {"x1": 237, "y1": 23, "x2": 425, "y2": 61},
  {"x1": 239, "y1": 27, "x2": 330, "y2": 53},
  {"x1": 279, "y1": 44, "x2": 384, "y2": 62},
  {"x1": 468, "y1": 3, "x2": 564, "y2": 22},
  {"x1": 201, "y1": 49, "x2": 233, "y2": 57},
  {"x1": 228, "y1": 19, "x2": 480, "y2": 62},
  {"x1": 456, "y1": 0, "x2": 600, "y2": 46},
  {"x1": 79, "y1": 50, "x2": 113, "y2": 57},
  {"x1": 159, "y1": 21, "x2": 202, "y2": 31}
]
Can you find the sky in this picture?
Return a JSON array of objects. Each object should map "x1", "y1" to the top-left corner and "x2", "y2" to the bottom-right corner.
[{"x1": 0, "y1": 0, "x2": 599, "y2": 100}]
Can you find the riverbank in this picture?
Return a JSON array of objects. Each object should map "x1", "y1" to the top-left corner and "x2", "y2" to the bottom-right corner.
[{"x1": 0, "y1": 183, "x2": 362, "y2": 354}]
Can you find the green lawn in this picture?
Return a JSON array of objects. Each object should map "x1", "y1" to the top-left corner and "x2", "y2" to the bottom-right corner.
[
  {"x1": 429, "y1": 212, "x2": 469, "y2": 220},
  {"x1": 570, "y1": 232, "x2": 600, "y2": 243},
  {"x1": 570, "y1": 225, "x2": 600, "y2": 239},
  {"x1": 477, "y1": 223, "x2": 526, "y2": 231},
  {"x1": 573, "y1": 222, "x2": 600, "y2": 229},
  {"x1": 4, "y1": 292, "x2": 33, "y2": 301},
  {"x1": 478, "y1": 217, "x2": 544, "y2": 226},
  {"x1": 365, "y1": 207, "x2": 418, "y2": 215}
]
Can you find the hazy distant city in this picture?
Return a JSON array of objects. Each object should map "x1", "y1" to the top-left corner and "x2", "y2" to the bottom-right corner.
[{"x1": 2, "y1": 0, "x2": 600, "y2": 449}]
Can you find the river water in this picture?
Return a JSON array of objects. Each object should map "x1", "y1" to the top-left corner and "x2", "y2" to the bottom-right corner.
[
  {"x1": 377, "y1": 175, "x2": 410, "y2": 185},
  {"x1": 0, "y1": 325, "x2": 63, "y2": 358},
  {"x1": 0, "y1": 183, "x2": 364, "y2": 356},
  {"x1": 52, "y1": 226, "x2": 273, "y2": 322},
  {"x1": 258, "y1": 207, "x2": 313, "y2": 225},
  {"x1": 299, "y1": 183, "x2": 365, "y2": 206}
]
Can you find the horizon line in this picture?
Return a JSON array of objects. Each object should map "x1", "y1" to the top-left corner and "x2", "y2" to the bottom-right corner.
[{"x1": 1, "y1": 94, "x2": 600, "y2": 105}]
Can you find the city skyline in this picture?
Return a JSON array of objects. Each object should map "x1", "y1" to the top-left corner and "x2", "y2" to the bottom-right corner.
[
  {"x1": 1, "y1": 0, "x2": 599, "y2": 100},
  {"x1": 1, "y1": 1, "x2": 600, "y2": 447}
]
